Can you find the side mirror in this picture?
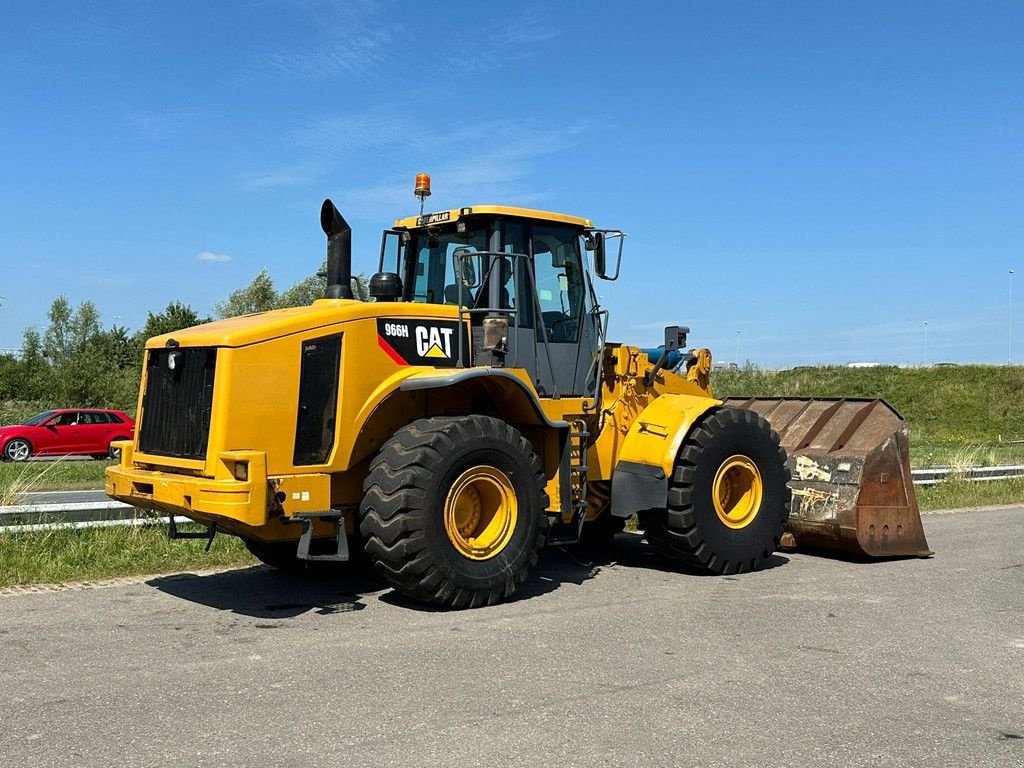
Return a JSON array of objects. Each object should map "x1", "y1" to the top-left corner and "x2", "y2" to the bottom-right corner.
[
  {"x1": 593, "y1": 232, "x2": 607, "y2": 277},
  {"x1": 586, "y1": 229, "x2": 624, "y2": 280}
]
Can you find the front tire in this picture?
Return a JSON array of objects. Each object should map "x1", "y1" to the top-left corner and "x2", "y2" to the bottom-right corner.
[
  {"x1": 641, "y1": 407, "x2": 789, "y2": 574},
  {"x1": 359, "y1": 415, "x2": 548, "y2": 609},
  {"x1": 3, "y1": 438, "x2": 31, "y2": 462}
]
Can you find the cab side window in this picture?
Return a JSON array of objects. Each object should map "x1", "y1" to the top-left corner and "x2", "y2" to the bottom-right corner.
[{"x1": 531, "y1": 225, "x2": 585, "y2": 343}]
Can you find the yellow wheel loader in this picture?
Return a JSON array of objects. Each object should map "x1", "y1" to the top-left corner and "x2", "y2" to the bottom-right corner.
[{"x1": 106, "y1": 177, "x2": 930, "y2": 608}]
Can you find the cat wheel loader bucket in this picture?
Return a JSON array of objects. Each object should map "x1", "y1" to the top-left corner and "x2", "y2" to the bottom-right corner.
[{"x1": 723, "y1": 398, "x2": 932, "y2": 558}]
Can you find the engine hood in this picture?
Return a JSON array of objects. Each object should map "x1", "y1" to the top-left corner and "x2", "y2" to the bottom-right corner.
[{"x1": 145, "y1": 300, "x2": 459, "y2": 349}]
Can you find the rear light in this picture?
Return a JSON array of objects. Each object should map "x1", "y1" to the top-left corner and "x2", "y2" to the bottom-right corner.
[{"x1": 233, "y1": 462, "x2": 248, "y2": 482}]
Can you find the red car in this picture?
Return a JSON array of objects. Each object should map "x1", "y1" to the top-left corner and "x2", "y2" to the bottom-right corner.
[{"x1": 0, "y1": 409, "x2": 135, "y2": 462}]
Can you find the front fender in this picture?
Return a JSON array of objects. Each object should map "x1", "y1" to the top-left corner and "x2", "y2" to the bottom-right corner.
[{"x1": 610, "y1": 393, "x2": 720, "y2": 518}]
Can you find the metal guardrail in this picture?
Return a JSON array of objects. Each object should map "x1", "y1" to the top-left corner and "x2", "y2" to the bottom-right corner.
[
  {"x1": 910, "y1": 465, "x2": 1024, "y2": 486},
  {"x1": 0, "y1": 500, "x2": 188, "y2": 533},
  {"x1": 2, "y1": 465, "x2": 1023, "y2": 531}
]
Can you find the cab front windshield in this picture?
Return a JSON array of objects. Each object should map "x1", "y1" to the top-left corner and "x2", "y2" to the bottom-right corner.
[{"x1": 387, "y1": 219, "x2": 588, "y2": 341}]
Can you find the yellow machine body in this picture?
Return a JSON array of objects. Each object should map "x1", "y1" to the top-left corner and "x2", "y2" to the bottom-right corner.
[
  {"x1": 106, "y1": 297, "x2": 715, "y2": 541},
  {"x1": 107, "y1": 200, "x2": 927, "y2": 567}
]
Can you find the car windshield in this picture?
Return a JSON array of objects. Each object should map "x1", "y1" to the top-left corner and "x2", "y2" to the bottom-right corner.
[{"x1": 22, "y1": 410, "x2": 56, "y2": 426}]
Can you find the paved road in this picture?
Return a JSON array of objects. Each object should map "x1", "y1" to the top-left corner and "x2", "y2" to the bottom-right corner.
[
  {"x1": 1, "y1": 509, "x2": 1021, "y2": 768},
  {"x1": 13, "y1": 489, "x2": 111, "y2": 506}
]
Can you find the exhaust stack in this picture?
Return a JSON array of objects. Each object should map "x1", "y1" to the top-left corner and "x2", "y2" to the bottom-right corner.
[{"x1": 320, "y1": 198, "x2": 353, "y2": 299}]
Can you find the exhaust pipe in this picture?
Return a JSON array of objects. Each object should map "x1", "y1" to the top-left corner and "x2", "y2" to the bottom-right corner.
[{"x1": 320, "y1": 198, "x2": 353, "y2": 299}]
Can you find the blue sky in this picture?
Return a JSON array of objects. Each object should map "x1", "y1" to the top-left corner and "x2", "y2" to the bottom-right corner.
[{"x1": 1, "y1": 1, "x2": 1021, "y2": 367}]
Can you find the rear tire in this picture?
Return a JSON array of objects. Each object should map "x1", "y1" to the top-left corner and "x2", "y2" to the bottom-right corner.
[
  {"x1": 359, "y1": 415, "x2": 548, "y2": 609},
  {"x1": 3, "y1": 438, "x2": 31, "y2": 462},
  {"x1": 243, "y1": 536, "x2": 369, "y2": 574},
  {"x1": 640, "y1": 407, "x2": 789, "y2": 574},
  {"x1": 243, "y1": 539, "x2": 305, "y2": 572}
]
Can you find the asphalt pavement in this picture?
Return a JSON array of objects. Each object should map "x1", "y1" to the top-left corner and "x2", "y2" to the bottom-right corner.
[
  {"x1": 1, "y1": 508, "x2": 1021, "y2": 768},
  {"x1": 13, "y1": 489, "x2": 111, "y2": 506}
]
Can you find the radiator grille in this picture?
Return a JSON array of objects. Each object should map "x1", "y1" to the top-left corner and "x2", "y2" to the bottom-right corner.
[{"x1": 138, "y1": 347, "x2": 217, "y2": 460}]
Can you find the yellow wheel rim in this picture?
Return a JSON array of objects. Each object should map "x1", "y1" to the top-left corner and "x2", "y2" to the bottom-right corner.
[
  {"x1": 712, "y1": 454, "x2": 763, "y2": 529},
  {"x1": 443, "y1": 465, "x2": 518, "y2": 560}
]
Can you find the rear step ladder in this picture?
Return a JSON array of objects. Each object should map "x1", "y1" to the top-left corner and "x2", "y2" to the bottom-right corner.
[{"x1": 285, "y1": 511, "x2": 350, "y2": 563}]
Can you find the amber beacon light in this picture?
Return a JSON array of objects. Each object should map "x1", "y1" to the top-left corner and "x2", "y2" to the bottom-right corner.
[{"x1": 414, "y1": 173, "x2": 431, "y2": 199}]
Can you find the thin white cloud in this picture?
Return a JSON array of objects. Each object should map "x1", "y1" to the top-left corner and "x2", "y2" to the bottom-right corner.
[
  {"x1": 439, "y1": 9, "x2": 560, "y2": 75},
  {"x1": 295, "y1": 105, "x2": 416, "y2": 154},
  {"x1": 249, "y1": 0, "x2": 396, "y2": 80},
  {"x1": 196, "y1": 251, "x2": 233, "y2": 263},
  {"x1": 238, "y1": 162, "x2": 323, "y2": 191},
  {"x1": 324, "y1": 119, "x2": 592, "y2": 220},
  {"x1": 242, "y1": 104, "x2": 592, "y2": 200}
]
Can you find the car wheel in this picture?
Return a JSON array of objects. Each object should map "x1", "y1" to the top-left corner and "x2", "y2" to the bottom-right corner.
[{"x1": 3, "y1": 438, "x2": 32, "y2": 462}]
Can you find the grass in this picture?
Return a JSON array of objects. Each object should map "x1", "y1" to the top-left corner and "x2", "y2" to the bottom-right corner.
[
  {"x1": 0, "y1": 459, "x2": 112, "y2": 503},
  {"x1": 0, "y1": 521, "x2": 257, "y2": 588},
  {"x1": 917, "y1": 477, "x2": 1024, "y2": 512},
  {"x1": 713, "y1": 364, "x2": 1024, "y2": 442},
  {"x1": 713, "y1": 364, "x2": 1024, "y2": 468},
  {"x1": 912, "y1": 442, "x2": 1024, "y2": 468}
]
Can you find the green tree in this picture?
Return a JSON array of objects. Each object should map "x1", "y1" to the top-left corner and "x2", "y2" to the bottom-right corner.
[
  {"x1": 140, "y1": 301, "x2": 208, "y2": 340},
  {"x1": 42, "y1": 295, "x2": 74, "y2": 363},
  {"x1": 214, "y1": 269, "x2": 277, "y2": 318},
  {"x1": 276, "y1": 272, "x2": 325, "y2": 309}
]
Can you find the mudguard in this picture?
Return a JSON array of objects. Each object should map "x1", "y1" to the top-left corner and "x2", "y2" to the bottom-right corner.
[{"x1": 610, "y1": 393, "x2": 720, "y2": 518}]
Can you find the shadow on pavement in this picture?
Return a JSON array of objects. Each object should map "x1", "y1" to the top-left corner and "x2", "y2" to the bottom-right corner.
[
  {"x1": 147, "y1": 532, "x2": 789, "y2": 618},
  {"x1": 147, "y1": 563, "x2": 381, "y2": 619}
]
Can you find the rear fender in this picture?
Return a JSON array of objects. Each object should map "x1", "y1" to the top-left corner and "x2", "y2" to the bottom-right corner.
[
  {"x1": 344, "y1": 368, "x2": 571, "y2": 511},
  {"x1": 610, "y1": 393, "x2": 720, "y2": 519}
]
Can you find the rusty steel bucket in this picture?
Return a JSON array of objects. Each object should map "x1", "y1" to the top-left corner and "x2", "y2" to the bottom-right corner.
[{"x1": 722, "y1": 397, "x2": 932, "y2": 558}]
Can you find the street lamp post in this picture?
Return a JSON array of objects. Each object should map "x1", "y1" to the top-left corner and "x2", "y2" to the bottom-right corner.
[
  {"x1": 735, "y1": 329, "x2": 741, "y2": 366},
  {"x1": 1010, "y1": 269, "x2": 1015, "y2": 366},
  {"x1": 923, "y1": 321, "x2": 928, "y2": 366}
]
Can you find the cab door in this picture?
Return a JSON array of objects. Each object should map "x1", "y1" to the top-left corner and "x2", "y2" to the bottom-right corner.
[{"x1": 498, "y1": 222, "x2": 596, "y2": 398}]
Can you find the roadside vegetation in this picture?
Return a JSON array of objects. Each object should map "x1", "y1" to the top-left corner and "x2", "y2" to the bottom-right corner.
[
  {"x1": 0, "y1": 522, "x2": 256, "y2": 588},
  {"x1": 713, "y1": 364, "x2": 1024, "y2": 467},
  {"x1": 0, "y1": 459, "x2": 111, "y2": 505},
  {"x1": 917, "y1": 477, "x2": 1024, "y2": 512}
]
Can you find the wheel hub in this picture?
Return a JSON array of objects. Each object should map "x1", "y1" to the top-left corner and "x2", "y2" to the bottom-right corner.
[
  {"x1": 7, "y1": 441, "x2": 29, "y2": 461},
  {"x1": 444, "y1": 466, "x2": 518, "y2": 560},
  {"x1": 712, "y1": 454, "x2": 763, "y2": 529}
]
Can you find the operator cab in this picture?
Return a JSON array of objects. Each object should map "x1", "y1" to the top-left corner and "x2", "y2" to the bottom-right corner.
[{"x1": 376, "y1": 205, "x2": 619, "y2": 398}]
